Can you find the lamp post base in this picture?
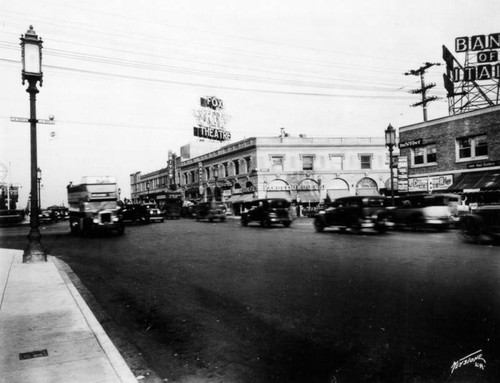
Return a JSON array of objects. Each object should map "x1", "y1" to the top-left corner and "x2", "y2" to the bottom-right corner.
[{"x1": 23, "y1": 230, "x2": 47, "y2": 263}]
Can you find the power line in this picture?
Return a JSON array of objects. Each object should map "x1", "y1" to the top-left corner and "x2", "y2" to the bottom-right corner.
[{"x1": 0, "y1": 57, "x2": 420, "y2": 100}]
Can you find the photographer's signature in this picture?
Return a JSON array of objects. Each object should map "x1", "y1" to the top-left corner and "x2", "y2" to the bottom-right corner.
[{"x1": 451, "y1": 349, "x2": 486, "y2": 374}]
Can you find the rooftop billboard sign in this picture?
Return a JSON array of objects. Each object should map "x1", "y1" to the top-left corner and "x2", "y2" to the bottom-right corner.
[
  {"x1": 442, "y1": 33, "x2": 500, "y2": 114},
  {"x1": 193, "y1": 96, "x2": 231, "y2": 142}
]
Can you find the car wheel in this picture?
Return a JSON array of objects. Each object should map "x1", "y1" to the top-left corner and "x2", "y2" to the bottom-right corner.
[
  {"x1": 314, "y1": 217, "x2": 325, "y2": 232},
  {"x1": 408, "y1": 213, "x2": 425, "y2": 231},
  {"x1": 349, "y1": 218, "x2": 362, "y2": 234},
  {"x1": 70, "y1": 221, "x2": 79, "y2": 235},
  {"x1": 458, "y1": 216, "x2": 482, "y2": 244},
  {"x1": 220, "y1": 217, "x2": 226, "y2": 222},
  {"x1": 375, "y1": 221, "x2": 387, "y2": 233},
  {"x1": 241, "y1": 216, "x2": 248, "y2": 226},
  {"x1": 283, "y1": 221, "x2": 291, "y2": 228}
]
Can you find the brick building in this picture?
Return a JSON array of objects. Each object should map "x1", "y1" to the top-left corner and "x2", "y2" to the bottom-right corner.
[{"x1": 398, "y1": 105, "x2": 500, "y2": 204}]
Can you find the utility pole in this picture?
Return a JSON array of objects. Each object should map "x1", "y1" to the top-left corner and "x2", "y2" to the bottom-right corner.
[{"x1": 405, "y1": 62, "x2": 441, "y2": 122}]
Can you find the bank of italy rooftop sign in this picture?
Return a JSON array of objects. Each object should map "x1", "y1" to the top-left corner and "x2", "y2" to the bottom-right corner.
[{"x1": 442, "y1": 32, "x2": 500, "y2": 114}]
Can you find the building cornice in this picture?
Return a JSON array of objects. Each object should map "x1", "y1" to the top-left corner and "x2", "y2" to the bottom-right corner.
[{"x1": 399, "y1": 105, "x2": 500, "y2": 133}]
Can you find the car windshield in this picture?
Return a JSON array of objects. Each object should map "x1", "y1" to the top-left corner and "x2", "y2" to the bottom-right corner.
[
  {"x1": 423, "y1": 195, "x2": 459, "y2": 207},
  {"x1": 269, "y1": 200, "x2": 290, "y2": 208},
  {"x1": 365, "y1": 198, "x2": 385, "y2": 207},
  {"x1": 84, "y1": 201, "x2": 117, "y2": 211}
]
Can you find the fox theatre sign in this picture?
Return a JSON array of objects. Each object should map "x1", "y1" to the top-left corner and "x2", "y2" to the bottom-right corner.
[{"x1": 193, "y1": 96, "x2": 231, "y2": 142}]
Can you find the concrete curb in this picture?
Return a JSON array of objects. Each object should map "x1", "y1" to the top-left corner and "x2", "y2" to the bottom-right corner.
[
  {"x1": 0, "y1": 249, "x2": 141, "y2": 383},
  {"x1": 51, "y1": 256, "x2": 139, "y2": 383}
]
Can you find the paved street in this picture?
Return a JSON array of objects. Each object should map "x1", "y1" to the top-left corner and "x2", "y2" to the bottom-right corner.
[{"x1": 1, "y1": 218, "x2": 499, "y2": 383}]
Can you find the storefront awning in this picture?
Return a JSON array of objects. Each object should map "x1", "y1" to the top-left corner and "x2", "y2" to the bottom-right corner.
[
  {"x1": 226, "y1": 193, "x2": 254, "y2": 203},
  {"x1": 356, "y1": 188, "x2": 380, "y2": 196},
  {"x1": 267, "y1": 191, "x2": 292, "y2": 200},
  {"x1": 297, "y1": 190, "x2": 320, "y2": 203},
  {"x1": 448, "y1": 170, "x2": 500, "y2": 191},
  {"x1": 327, "y1": 189, "x2": 350, "y2": 201}
]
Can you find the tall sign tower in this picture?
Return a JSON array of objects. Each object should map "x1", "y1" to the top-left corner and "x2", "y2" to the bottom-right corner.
[{"x1": 442, "y1": 33, "x2": 500, "y2": 115}]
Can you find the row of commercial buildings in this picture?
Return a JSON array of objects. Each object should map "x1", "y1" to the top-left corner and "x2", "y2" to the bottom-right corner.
[{"x1": 130, "y1": 105, "x2": 500, "y2": 213}]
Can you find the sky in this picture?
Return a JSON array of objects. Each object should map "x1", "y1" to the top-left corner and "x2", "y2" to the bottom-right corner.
[{"x1": 1, "y1": 0, "x2": 499, "y2": 207}]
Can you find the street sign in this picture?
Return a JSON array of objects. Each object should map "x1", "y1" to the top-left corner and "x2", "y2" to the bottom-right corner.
[
  {"x1": 10, "y1": 117, "x2": 29, "y2": 123},
  {"x1": 38, "y1": 119, "x2": 55, "y2": 125},
  {"x1": 10, "y1": 116, "x2": 55, "y2": 124}
]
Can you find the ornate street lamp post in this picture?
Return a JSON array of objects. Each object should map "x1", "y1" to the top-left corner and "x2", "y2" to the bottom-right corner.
[
  {"x1": 21, "y1": 26, "x2": 46, "y2": 262},
  {"x1": 385, "y1": 123, "x2": 397, "y2": 206},
  {"x1": 146, "y1": 181, "x2": 150, "y2": 202}
]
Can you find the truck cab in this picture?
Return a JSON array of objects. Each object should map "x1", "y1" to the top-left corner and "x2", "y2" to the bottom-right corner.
[{"x1": 67, "y1": 176, "x2": 124, "y2": 235}]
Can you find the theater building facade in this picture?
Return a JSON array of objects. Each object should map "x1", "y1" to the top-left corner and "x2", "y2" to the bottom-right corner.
[
  {"x1": 131, "y1": 136, "x2": 391, "y2": 214},
  {"x1": 398, "y1": 105, "x2": 500, "y2": 205},
  {"x1": 177, "y1": 135, "x2": 390, "y2": 214}
]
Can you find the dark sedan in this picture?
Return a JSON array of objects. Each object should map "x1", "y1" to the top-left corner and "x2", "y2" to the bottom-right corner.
[{"x1": 313, "y1": 196, "x2": 391, "y2": 234}]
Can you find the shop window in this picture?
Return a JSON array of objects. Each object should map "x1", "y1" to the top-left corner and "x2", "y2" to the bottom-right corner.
[
  {"x1": 359, "y1": 154, "x2": 372, "y2": 170},
  {"x1": 205, "y1": 167, "x2": 211, "y2": 180},
  {"x1": 413, "y1": 144, "x2": 437, "y2": 166},
  {"x1": 456, "y1": 135, "x2": 488, "y2": 161}
]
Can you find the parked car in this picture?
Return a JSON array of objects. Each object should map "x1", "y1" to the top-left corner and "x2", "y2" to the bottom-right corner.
[
  {"x1": 386, "y1": 193, "x2": 460, "y2": 231},
  {"x1": 164, "y1": 204, "x2": 181, "y2": 219},
  {"x1": 241, "y1": 198, "x2": 293, "y2": 228},
  {"x1": 149, "y1": 208, "x2": 164, "y2": 223},
  {"x1": 39, "y1": 209, "x2": 58, "y2": 223},
  {"x1": 313, "y1": 196, "x2": 390, "y2": 234},
  {"x1": 195, "y1": 201, "x2": 227, "y2": 222},
  {"x1": 458, "y1": 204, "x2": 500, "y2": 244},
  {"x1": 120, "y1": 204, "x2": 150, "y2": 224},
  {"x1": 47, "y1": 205, "x2": 69, "y2": 220}
]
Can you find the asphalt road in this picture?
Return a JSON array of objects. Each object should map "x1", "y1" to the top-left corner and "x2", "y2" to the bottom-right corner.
[{"x1": 1, "y1": 218, "x2": 499, "y2": 383}]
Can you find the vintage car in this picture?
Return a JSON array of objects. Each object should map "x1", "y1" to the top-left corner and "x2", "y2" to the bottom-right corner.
[
  {"x1": 164, "y1": 204, "x2": 181, "y2": 219},
  {"x1": 195, "y1": 201, "x2": 227, "y2": 222},
  {"x1": 39, "y1": 209, "x2": 58, "y2": 223},
  {"x1": 458, "y1": 204, "x2": 500, "y2": 244},
  {"x1": 313, "y1": 196, "x2": 390, "y2": 234},
  {"x1": 47, "y1": 205, "x2": 69, "y2": 220},
  {"x1": 386, "y1": 193, "x2": 460, "y2": 231},
  {"x1": 241, "y1": 198, "x2": 293, "y2": 228},
  {"x1": 120, "y1": 204, "x2": 150, "y2": 224},
  {"x1": 149, "y1": 208, "x2": 164, "y2": 223}
]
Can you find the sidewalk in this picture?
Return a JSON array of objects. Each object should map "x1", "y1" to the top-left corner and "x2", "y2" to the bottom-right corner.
[{"x1": 0, "y1": 248, "x2": 139, "y2": 383}]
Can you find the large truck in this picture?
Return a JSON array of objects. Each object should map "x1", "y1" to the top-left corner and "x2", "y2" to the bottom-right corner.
[{"x1": 67, "y1": 176, "x2": 124, "y2": 235}]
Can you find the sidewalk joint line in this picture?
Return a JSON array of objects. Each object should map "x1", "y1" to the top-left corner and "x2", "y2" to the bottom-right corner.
[{"x1": 0, "y1": 253, "x2": 15, "y2": 311}]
